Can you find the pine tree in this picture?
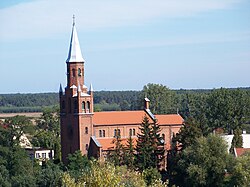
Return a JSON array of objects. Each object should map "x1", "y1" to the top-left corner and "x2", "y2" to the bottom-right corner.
[
  {"x1": 135, "y1": 116, "x2": 155, "y2": 171},
  {"x1": 230, "y1": 127, "x2": 243, "y2": 154},
  {"x1": 124, "y1": 135, "x2": 135, "y2": 169}
]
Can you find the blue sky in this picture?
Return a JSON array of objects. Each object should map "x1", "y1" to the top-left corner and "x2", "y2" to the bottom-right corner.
[{"x1": 0, "y1": 0, "x2": 249, "y2": 93}]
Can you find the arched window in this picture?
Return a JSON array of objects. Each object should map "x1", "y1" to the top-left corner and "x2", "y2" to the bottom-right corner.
[
  {"x1": 82, "y1": 102, "x2": 85, "y2": 113},
  {"x1": 103, "y1": 130, "x2": 105, "y2": 137},
  {"x1": 118, "y1": 129, "x2": 121, "y2": 137},
  {"x1": 78, "y1": 68, "x2": 81, "y2": 76},
  {"x1": 162, "y1": 134, "x2": 165, "y2": 141},
  {"x1": 129, "y1": 129, "x2": 132, "y2": 136},
  {"x1": 85, "y1": 127, "x2": 88, "y2": 134},
  {"x1": 86, "y1": 144, "x2": 88, "y2": 151},
  {"x1": 99, "y1": 130, "x2": 102, "y2": 137},
  {"x1": 114, "y1": 129, "x2": 117, "y2": 137},
  {"x1": 72, "y1": 68, "x2": 76, "y2": 77},
  {"x1": 87, "y1": 101, "x2": 90, "y2": 113},
  {"x1": 133, "y1": 129, "x2": 136, "y2": 136}
]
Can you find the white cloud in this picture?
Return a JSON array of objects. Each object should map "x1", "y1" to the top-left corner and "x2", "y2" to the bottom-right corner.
[{"x1": 0, "y1": 0, "x2": 243, "y2": 41}]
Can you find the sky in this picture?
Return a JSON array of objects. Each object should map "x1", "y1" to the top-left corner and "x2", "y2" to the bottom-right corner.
[{"x1": 0, "y1": 0, "x2": 249, "y2": 93}]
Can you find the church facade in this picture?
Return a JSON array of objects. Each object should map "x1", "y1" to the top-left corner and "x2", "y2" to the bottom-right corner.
[{"x1": 60, "y1": 21, "x2": 184, "y2": 164}]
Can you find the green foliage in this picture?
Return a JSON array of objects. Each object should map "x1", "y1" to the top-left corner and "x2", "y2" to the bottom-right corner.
[
  {"x1": 176, "y1": 135, "x2": 230, "y2": 187},
  {"x1": 107, "y1": 134, "x2": 125, "y2": 166},
  {"x1": 141, "y1": 83, "x2": 176, "y2": 114},
  {"x1": 123, "y1": 135, "x2": 135, "y2": 169},
  {"x1": 36, "y1": 160, "x2": 63, "y2": 187},
  {"x1": 32, "y1": 107, "x2": 61, "y2": 160},
  {"x1": 230, "y1": 152, "x2": 250, "y2": 186},
  {"x1": 142, "y1": 167, "x2": 162, "y2": 186},
  {"x1": 67, "y1": 150, "x2": 90, "y2": 179},
  {"x1": 136, "y1": 116, "x2": 164, "y2": 171},
  {"x1": 230, "y1": 127, "x2": 243, "y2": 154},
  {"x1": 62, "y1": 161, "x2": 147, "y2": 187}
]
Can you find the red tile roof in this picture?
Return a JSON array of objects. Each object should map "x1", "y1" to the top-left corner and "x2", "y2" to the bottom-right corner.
[
  {"x1": 93, "y1": 110, "x2": 183, "y2": 126},
  {"x1": 97, "y1": 137, "x2": 137, "y2": 151},
  {"x1": 234, "y1": 148, "x2": 250, "y2": 157},
  {"x1": 155, "y1": 114, "x2": 184, "y2": 125},
  {"x1": 93, "y1": 111, "x2": 149, "y2": 126}
]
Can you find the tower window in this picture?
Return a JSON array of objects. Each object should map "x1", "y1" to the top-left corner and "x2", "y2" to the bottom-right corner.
[
  {"x1": 85, "y1": 127, "x2": 88, "y2": 134},
  {"x1": 86, "y1": 144, "x2": 88, "y2": 151},
  {"x1": 72, "y1": 68, "x2": 76, "y2": 77},
  {"x1": 82, "y1": 102, "x2": 85, "y2": 113},
  {"x1": 78, "y1": 68, "x2": 81, "y2": 76},
  {"x1": 103, "y1": 130, "x2": 105, "y2": 137},
  {"x1": 87, "y1": 101, "x2": 90, "y2": 113}
]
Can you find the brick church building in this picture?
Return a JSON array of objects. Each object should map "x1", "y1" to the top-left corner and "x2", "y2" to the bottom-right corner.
[{"x1": 59, "y1": 20, "x2": 184, "y2": 164}]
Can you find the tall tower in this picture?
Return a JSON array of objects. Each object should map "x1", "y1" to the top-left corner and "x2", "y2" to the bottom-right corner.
[{"x1": 60, "y1": 17, "x2": 94, "y2": 164}]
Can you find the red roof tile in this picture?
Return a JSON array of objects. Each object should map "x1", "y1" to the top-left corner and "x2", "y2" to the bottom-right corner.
[
  {"x1": 93, "y1": 111, "x2": 183, "y2": 126},
  {"x1": 97, "y1": 137, "x2": 137, "y2": 150},
  {"x1": 235, "y1": 148, "x2": 250, "y2": 157},
  {"x1": 155, "y1": 114, "x2": 184, "y2": 125}
]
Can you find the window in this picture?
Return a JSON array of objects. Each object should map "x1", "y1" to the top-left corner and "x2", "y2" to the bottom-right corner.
[
  {"x1": 86, "y1": 144, "x2": 89, "y2": 151},
  {"x1": 42, "y1": 153, "x2": 46, "y2": 158},
  {"x1": 103, "y1": 130, "x2": 105, "y2": 137},
  {"x1": 78, "y1": 68, "x2": 81, "y2": 76},
  {"x1": 82, "y1": 102, "x2": 86, "y2": 112},
  {"x1": 114, "y1": 129, "x2": 117, "y2": 137},
  {"x1": 133, "y1": 128, "x2": 136, "y2": 136},
  {"x1": 129, "y1": 129, "x2": 132, "y2": 136},
  {"x1": 85, "y1": 127, "x2": 88, "y2": 134},
  {"x1": 118, "y1": 129, "x2": 121, "y2": 136},
  {"x1": 86, "y1": 101, "x2": 90, "y2": 113},
  {"x1": 72, "y1": 68, "x2": 76, "y2": 77},
  {"x1": 99, "y1": 130, "x2": 102, "y2": 137},
  {"x1": 35, "y1": 153, "x2": 40, "y2": 158},
  {"x1": 162, "y1": 134, "x2": 165, "y2": 141}
]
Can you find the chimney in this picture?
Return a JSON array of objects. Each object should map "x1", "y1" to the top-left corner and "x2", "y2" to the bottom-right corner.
[{"x1": 144, "y1": 98, "x2": 150, "y2": 110}]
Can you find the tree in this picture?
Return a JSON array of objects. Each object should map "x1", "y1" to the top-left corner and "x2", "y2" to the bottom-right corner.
[
  {"x1": 107, "y1": 134, "x2": 125, "y2": 166},
  {"x1": 141, "y1": 83, "x2": 176, "y2": 114},
  {"x1": 33, "y1": 107, "x2": 61, "y2": 160},
  {"x1": 176, "y1": 135, "x2": 230, "y2": 187},
  {"x1": 135, "y1": 116, "x2": 164, "y2": 172},
  {"x1": 123, "y1": 135, "x2": 135, "y2": 169},
  {"x1": 229, "y1": 127, "x2": 243, "y2": 154},
  {"x1": 230, "y1": 152, "x2": 250, "y2": 186},
  {"x1": 135, "y1": 116, "x2": 155, "y2": 171},
  {"x1": 167, "y1": 118, "x2": 203, "y2": 186},
  {"x1": 67, "y1": 150, "x2": 90, "y2": 179}
]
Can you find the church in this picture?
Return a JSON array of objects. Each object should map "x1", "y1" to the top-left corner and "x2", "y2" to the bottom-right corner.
[{"x1": 59, "y1": 20, "x2": 184, "y2": 164}]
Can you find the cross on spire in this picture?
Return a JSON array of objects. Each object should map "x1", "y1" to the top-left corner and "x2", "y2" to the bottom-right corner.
[{"x1": 73, "y1": 14, "x2": 75, "y2": 25}]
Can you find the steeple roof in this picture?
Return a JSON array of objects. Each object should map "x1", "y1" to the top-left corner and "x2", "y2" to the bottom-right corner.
[{"x1": 66, "y1": 17, "x2": 85, "y2": 63}]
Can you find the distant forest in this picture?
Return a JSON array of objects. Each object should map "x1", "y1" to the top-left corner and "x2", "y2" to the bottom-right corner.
[{"x1": 0, "y1": 87, "x2": 249, "y2": 114}]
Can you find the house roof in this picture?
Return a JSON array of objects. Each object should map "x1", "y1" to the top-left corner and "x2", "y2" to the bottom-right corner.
[
  {"x1": 93, "y1": 111, "x2": 148, "y2": 126},
  {"x1": 155, "y1": 114, "x2": 184, "y2": 125},
  {"x1": 93, "y1": 110, "x2": 183, "y2": 126},
  {"x1": 234, "y1": 148, "x2": 250, "y2": 157},
  {"x1": 97, "y1": 137, "x2": 137, "y2": 151}
]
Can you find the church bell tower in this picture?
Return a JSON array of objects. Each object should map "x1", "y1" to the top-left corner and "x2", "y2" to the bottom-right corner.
[{"x1": 60, "y1": 17, "x2": 94, "y2": 164}]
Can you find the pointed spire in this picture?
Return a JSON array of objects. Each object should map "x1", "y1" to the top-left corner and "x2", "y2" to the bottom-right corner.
[
  {"x1": 66, "y1": 15, "x2": 85, "y2": 63},
  {"x1": 59, "y1": 84, "x2": 63, "y2": 93},
  {"x1": 89, "y1": 83, "x2": 93, "y2": 92}
]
